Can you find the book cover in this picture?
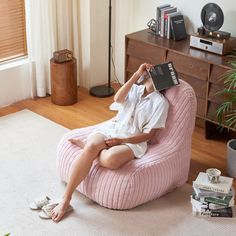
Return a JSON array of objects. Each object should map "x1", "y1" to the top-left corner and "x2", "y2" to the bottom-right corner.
[
  {"x1": 193, "y1": 172, "x2": 233, "y2": 194},
  {"x1": 170, "y1": 14, "x2": 187, "y2": 41},
  {"x1": 156, "y1": 4, "x2": 171, "y2": 35},
  {"x1": 148, "y1": 61, "x2": 179, "y2": 91}
]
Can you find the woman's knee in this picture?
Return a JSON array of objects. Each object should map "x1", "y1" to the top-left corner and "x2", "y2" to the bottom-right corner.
[
  {"x1": 99, "y1": 151, "x2": 121, "y2": 170},
  {"x1": 84, "y1": 134, "x2": 106, "y2": 155},
  {"x1": 84, "y1": 140, "x2": 105, "y2": 156}
]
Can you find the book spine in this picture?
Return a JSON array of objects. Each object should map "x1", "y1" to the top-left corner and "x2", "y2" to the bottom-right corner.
[
  {"x1": 211, "y1": 207, "x2": 233, "y2": 217},
  {"x1": 170, "y1": 19, "x2": 176, "y2": 40},
  {"x1": 204, "y1": 196, "x2": 233, "y2": 207},
  {"x1": 156, "y1": 7, "x2": 159, "y2": 35},
  {"x1": 157, "y1": 8, "x2": 163, "y2": 36},
  {"x1": 167, "y1": 15, "x2": 171, "y2": 39},
  {"x1": 164, "y1": 14, "x2": 168, "y2": 37},
  {"x1": 160, "y1": 11, "x2": 165, "y2": 37},
  {"x1": 193, "y1": 183, "x2": 229, "y2": 194},
  {"x1": 167, "y1": 14, "x2": 176, "y2": 39},
  {"x1": 191, "y1": 194, "x2": 230, "y2": 209},
  {"x1": 194, "y1": 186, "x2": 235, "y2": 198}
]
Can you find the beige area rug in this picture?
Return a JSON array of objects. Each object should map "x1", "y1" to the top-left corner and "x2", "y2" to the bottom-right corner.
[{"x1": 0, "y1": 109, "x2": 236, "y2": 236}]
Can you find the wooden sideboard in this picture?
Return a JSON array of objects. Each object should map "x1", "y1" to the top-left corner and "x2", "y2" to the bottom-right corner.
[{"x1": 125, "y1": 29, "x2": 235, "y2": 138}]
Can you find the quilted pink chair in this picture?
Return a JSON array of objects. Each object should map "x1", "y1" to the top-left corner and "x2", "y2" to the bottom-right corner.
[{"x1": 57, "y1": 80, "x2": 197, "y2": 209}]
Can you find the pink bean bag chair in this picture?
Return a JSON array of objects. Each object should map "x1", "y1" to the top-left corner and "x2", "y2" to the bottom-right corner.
[{"x1": 57, "y1": 80, "x2": 197, "y2": 209}]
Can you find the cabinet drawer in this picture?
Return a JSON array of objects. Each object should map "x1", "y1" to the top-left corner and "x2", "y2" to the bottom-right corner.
[
  {"x1": 197, "y1": 97, "x2": 206, "y2": 118},
  {"x1": 167, "y1": 51, "x2": 209, "y2": 80},
  {"x1": 126, "y1": 56, "x2": 144, "y2": 74},
  {"x1": 126, "y1": 39, "x2": 166, "y2": 64},
  {"x1": 179, "y1": 73, "x2": 207, "y2": 99},
  {"x1": 208, "y1": 83, "x2": 226, "y2": 104},
  {"x1": 207, "y1": 101, "x2": 221, "y2": 122},
  {"x1": 210, "y1": 65, "x2": 229, "y2": 86}
]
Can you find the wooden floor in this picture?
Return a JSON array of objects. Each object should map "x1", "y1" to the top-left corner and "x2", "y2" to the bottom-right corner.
[{"x1": 0, "y1": 86, "x2": 235, "y2": 189}]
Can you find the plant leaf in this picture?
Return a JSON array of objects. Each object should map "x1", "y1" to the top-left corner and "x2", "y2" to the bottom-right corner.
[{"x1": 215, "y1": 58, "x2": 236, "y2": 131}]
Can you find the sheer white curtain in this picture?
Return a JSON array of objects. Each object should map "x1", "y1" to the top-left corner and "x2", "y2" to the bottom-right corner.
[
  {"x1": 114, "y1": 0, "x2": 135, "y2": 84},
  {"x1": 25, "y1": 0, "x2": 79, "y2": 98}
]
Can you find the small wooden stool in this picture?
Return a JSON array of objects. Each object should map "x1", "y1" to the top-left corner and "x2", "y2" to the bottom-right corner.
[{"x1": 50, "y1": 58, "x2": 78, "y2": 105}]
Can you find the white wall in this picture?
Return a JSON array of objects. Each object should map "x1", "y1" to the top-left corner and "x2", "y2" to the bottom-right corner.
[
  {"x1": 78, "y1": 0, "x2": 109, "y2": 89},
  {"x1": 90, "y1": 0, "x2": 109, "y2": 87},
  {"x1": 114, "y1": 0, "x2": 236, "y2": 83},
  {"x1": 78, "y1": 0, "x2": 90, "y2": 88},
  {"x1": 0, "y1": 61, "x2": 31, "y2": 107}
]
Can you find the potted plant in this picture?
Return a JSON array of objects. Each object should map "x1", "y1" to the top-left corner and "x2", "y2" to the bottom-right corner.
[{"x1": 215, "y1": 53, "x2": 236, "y2": 178}]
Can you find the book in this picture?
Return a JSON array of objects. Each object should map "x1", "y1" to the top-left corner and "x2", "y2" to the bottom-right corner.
[
  {"x1": 205, "y1": 196, "x2": 234, "y2": 207},
  {"x1": 163, "y1": 7, "x2": 177, "y2": 37},
  {"x1": 193, "y1": 172, "x2": 233, "y2": 194},
  {"x1": 191, "y1": 197, "x2": 223, "y2": 217},
  {"x1": 160, "y1": 6, "x2": 175, "y2": 37},
  {"x1": 170, "y1": 14, "x2": 187, "y2": 41},
  {"x1": 167, "y1": 12, "x2": 180, "y2": 39},
  {"x1": 191, "y1": 197, "x2": 230, "y2": 211},
  {"x1": 191, "y1": 195, "x2": 235, "y2": 217},
  {"x1": 192, "y1": 191, "x2": 234, "y2": 207},
  {"x1": 193, "y1": 186, "x2": 235, "y2": 198},
  {"x1": 148, "y1": 61, "x2": 179, "y2": 91},
  {"x1": 156, "y1": 4, "x2": 171, "y2": 36},
  {"x1": 211, "y1": 206, "x2": 236, "y2": 217}
]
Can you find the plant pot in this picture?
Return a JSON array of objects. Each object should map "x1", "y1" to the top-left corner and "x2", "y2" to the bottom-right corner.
[{"x1": 227, "y1": 139, "x2": 236, "y2": 178}]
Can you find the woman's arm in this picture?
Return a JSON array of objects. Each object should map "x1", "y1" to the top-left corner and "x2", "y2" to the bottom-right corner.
[
  {"x1": 105, "y1": 129, "x2": 156, "y2": 147},
  {"x1": 114, "y1": 63, "x2": 153, "y2": 104}
]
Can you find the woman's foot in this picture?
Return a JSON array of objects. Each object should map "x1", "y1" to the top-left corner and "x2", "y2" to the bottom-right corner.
[
  {"x1": 69, "y1": 138, "x2": 85, "y2": 148},
  {"x1": 51, "y1": 199, "x2": 71, "y2": 222}
]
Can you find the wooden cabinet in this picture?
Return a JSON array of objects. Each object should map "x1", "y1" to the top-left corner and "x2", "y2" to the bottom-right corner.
[{"x1": 125, "y1": 29, "x2": 235, "y2": 138}]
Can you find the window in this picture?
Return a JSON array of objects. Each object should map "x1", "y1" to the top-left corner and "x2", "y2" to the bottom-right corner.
[{"x1": 0, "y1": 0, "x2": 27, "y2": 63}]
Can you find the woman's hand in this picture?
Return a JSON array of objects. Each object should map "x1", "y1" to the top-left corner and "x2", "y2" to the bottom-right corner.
[
  {"x1": 136, "y1": 63, "x2": 154, "y2": 78},
  {"x1": 105, "y1": 138, "x2": 124, "y2": 147},
  {"x1": 114, "y1": 62, "x2": 154, "y2": 104}
]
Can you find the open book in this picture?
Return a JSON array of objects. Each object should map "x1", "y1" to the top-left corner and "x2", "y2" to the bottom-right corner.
[{"x1": 148, "y1": 61, "x2": 179, "y2": 91}]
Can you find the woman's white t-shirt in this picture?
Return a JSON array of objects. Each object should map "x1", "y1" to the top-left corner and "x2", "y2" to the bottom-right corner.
[{"x1": 90, "y1": 84, "x2": 169, "y2": 158}]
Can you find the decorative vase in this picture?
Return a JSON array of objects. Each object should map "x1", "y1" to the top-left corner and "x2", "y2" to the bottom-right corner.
[{"x1": 227, "y1": 139, "x2": 236, "y2": 178}]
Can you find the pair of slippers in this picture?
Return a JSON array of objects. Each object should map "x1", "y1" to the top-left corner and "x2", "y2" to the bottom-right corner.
[{"x1": 29, "y1": 195, "x2": 73, "y2": 219}]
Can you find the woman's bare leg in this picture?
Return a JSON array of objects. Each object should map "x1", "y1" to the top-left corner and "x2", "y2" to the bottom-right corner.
[
  {"x1": 98, "y1": 145, "x2": 135, "y2": 170},
  {"x1": 51, "y1": 134, "x2": 107, "y2": 222}
]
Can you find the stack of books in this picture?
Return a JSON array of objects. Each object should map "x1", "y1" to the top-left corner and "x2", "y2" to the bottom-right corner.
[
  {"x1": 191, "y1": 172, "x2": 235, "y2": 217},
  {"x1": 156, "y1": 4, "x2": 187, "y2": 40}
]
